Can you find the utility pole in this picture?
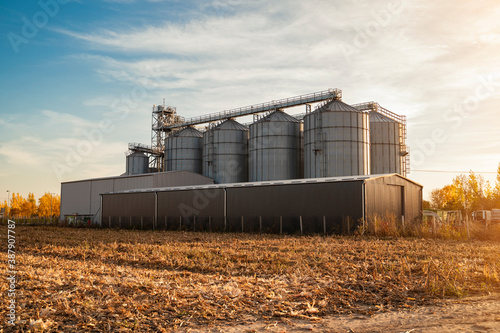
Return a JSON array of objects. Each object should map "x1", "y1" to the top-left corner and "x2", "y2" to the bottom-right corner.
[{"x1": 6, "y1": 190, "x2": 9, "y2": 219}]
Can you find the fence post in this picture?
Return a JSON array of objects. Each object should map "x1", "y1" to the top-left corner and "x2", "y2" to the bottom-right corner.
[
  {"x1": 259, "y1": 216, "x2": 262, "y2": 233},
  {"x1": 140, "y1": 216, "x2": 144, "y2": 230},
  {"x1": 300, "y1": 216, "x2": 303, "y2": 235},
  {"x1": 193, "y1": 216, "x2": 196, "y2": 232},
  {"x1": 323, "y1": 216, "x2": 326, "y2": 235}
]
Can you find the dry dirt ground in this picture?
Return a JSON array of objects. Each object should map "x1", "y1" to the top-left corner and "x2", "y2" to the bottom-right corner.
[{"x1": 182, "y1": 294, "x2": 500, "y2": 333}]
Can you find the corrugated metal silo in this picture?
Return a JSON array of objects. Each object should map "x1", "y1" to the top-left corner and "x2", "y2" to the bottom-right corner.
[
  {"x1": 126, "y1": 152, "x2": 149, "y2": 175},
  {"x1": 202, "y1": 119, "x2": 248, "y2": 184},
  {"x1": 165, "y1": 126, "x2": 203, "y2": 174},
  {"x1": 249, "y1": 110, "x2": 303, "y2": 181},
  {"x1": 304, "y1": 99, "x2": 370, "y2": 178},
  {"x1": 370, "y1": 112, "x2": 403, "y2": 175}
]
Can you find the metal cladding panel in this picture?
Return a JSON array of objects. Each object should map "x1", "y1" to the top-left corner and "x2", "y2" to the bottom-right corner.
[
  {"x1": 157, "y1": 188, "x2": 225, "y2": 219},
  {"x1": 60, "y1": 181, "x2": 92, "y2": 219},
  {"x1": 370, "y1": 120, "x2": 402, "y2": 175},
  {"x1": 153, "y1": 171, "x2": 214, "y2": 188},
  {"x1": 114, "y1": 176, "x2": 154, "y2": 192},
  {"x1": 126, "y1": 153, "x2": 149, "y2": 175},
  {"x1": 102, "y1": 192, "x2": 155, "y2": 220},
  {"x1": 165, "y1": 134, "x2": 203, "y2": 174},
  {"x1": 226, "y1": 181, "x2": 364, "y2": 219},
  {"x1": 304, "y1": 110, "x2": 370, "y2": 178},
  {"x1": 364, "y1": 175, "x2": 423, "y2": 222},
  {"x1": 90, "y1": 179, "x2": 114, "y2": 222},
  {"x1": 202, "y1": 120, "x2": 248, "y2": 183},
  {"x1": 248, "y1": 112, "x2": 302, "y2": 181}
]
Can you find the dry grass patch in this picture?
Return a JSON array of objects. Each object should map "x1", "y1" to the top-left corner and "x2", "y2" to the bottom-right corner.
[{"x1": 1, "y1": 226, "x2": 499, "y2": 332}]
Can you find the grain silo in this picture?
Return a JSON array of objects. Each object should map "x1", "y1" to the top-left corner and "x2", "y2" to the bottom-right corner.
[
  {"x1": 165, "y1": 126, "x2": 203, "y2": 174},
  {"x1": 370, "y1": 112, "x2": 404, "y2": 175},
  {"x1": 126, "y1": 152, "x2": 149, "y2": 175},
  {"x1": 249, "y1": 110, "x2": 303, "y2": 181},
  {"x1": 304, "y1": 99, "x2": 370, "y2": 178},
  {"x1": 202, "y1": 119, "x2": 248, "y2": 183}
]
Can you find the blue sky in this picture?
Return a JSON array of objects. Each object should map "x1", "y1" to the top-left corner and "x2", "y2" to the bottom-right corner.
[{"x1": 1, "y1": 0, "x2": 499, "y2": 201}]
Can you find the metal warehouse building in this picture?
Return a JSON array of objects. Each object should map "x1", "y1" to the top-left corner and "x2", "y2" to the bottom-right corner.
[
  {"x1": 100, "y1": 174, "x2": 422, "y2": 234},
  {"x1": 60, "y1": 171, "x2": 214, "y2": 224}
]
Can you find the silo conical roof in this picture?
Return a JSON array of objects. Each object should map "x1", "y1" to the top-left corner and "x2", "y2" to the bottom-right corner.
[
  {"x1": 317, "y1": 99, "x2": 361, "y2": 112},
  {"x1": 257, "y1": 110, "x2": 300, "y2": 123},
  {"x1": 370, "y1": 112, "x2": 397, "y2": 123},
  {"x1": 176, "y1": 126, "x2": 203, "y2": 137},
  {"x1": 215, "y1": 119, "x2": 248, "y2": 131}
]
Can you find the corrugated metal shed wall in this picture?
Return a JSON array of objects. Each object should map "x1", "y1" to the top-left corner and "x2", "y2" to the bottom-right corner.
[
  {"x1": 114, "y1": 176, "x2": 154, "y2": 192},
  {"x1": 90, "y1": 179, "x2": 114, "y2": 219},
  {"x1": 226, "y1": 181, "x2": 364, "y2": 233},
  {"x1": 157, "y1": 188, "x2": 226, "y2": 231},
  {"x1": 61, "y1": 171, "x2": 214, "y2": 223},
  {"x1": 60, "y1": 181, "x2": 92, "y2": 217},
  {"x1": 364, "y1": 175, "x2": 422, "y2": 222},
  {"x1": 98, "y1": 174, "x2": 422, "y2": 234},
  {"x1": 102, "y1": 192, "x2": 156, "y2": 229}
]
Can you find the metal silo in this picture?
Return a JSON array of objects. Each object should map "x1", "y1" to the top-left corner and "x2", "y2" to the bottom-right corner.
[
  {"x1": 202, "y1": 119, "x2": 248, "y2": 184},
  {"x1": 165, "y1": 126, "x2": 203, "y2": 174},
  {"x1": 304, "y1": 99, "x2": 370, "y2": 178},
  {"x1": 126, "y1": 152, "x2": 149, "y2": 175},
  {"x1": 249, "y1": 110, "x2": 303, "y2": 181},
  {"x1": 370, "y1": 112, "x2": 404, "y2": 175}
]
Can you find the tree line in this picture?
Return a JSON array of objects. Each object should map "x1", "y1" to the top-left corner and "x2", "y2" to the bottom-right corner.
[
  {"x1": 427, "y1": 163, "x2": 500, "y2": 213},
  {"x1": 0, "y1": 192, "x2": 60, "y2": 218}
]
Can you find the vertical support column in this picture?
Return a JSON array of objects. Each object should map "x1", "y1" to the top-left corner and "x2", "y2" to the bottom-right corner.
[
  {"x1": 280, "y1": 216, "x2": 283, "y2": 235},
  {"x1": 323, "y1": 216, "x2": 326, "y2": 235},
  {"x1": 259, "y1": 216, "x2": 262, "y2": 233},
  {"x1": 154, "y1": 191, "x2": 158, "y2": 230},
  {"x1": 300, "y1": 216, "x2": 303, "y2": 235},
  {"x1": 241, "y1": 216, "x2": 244, "y2": 233}
]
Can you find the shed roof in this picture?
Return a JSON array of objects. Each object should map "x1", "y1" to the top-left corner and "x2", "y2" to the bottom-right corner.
[{"x1": 105, "y1": 174, "x2": 422, "y2": 195}]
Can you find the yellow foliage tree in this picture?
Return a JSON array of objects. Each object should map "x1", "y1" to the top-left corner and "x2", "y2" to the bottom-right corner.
[
  {"x1": 9, "y1": 193, "x2": 26, "y2": 217},
  {"x1": 38, "y1": 193, "x2": 60, "y2": 218}
]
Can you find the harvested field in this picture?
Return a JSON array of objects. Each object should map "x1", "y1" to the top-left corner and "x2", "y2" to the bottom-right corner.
[{"x1": 1, "y1": 226, "x2": 500, "y2": 332}]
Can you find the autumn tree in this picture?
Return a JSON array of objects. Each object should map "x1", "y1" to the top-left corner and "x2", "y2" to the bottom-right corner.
[
  {"x1": 19, "y1": 193, "x2": 37, "y2": 217},
  {"x1": 430, "y1": 184, "x2": 459, "y2": 210},
  {"x1": 38, "y1": 193, "x2": 60, "y2": 217},
  {"x1": 9, "y1": 193, "x2": 26, "y2": 217},
  {"x1": 495, "y1": 163, "x2": 500, "y2": 207},
  {"x1": 430, "y1": 169, "x2": 499, "y2": 212}
]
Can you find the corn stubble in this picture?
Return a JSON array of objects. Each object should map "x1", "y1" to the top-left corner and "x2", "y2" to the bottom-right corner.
[{"x1": 1, "y1": 227, "x2": 499, "y2": 332}]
